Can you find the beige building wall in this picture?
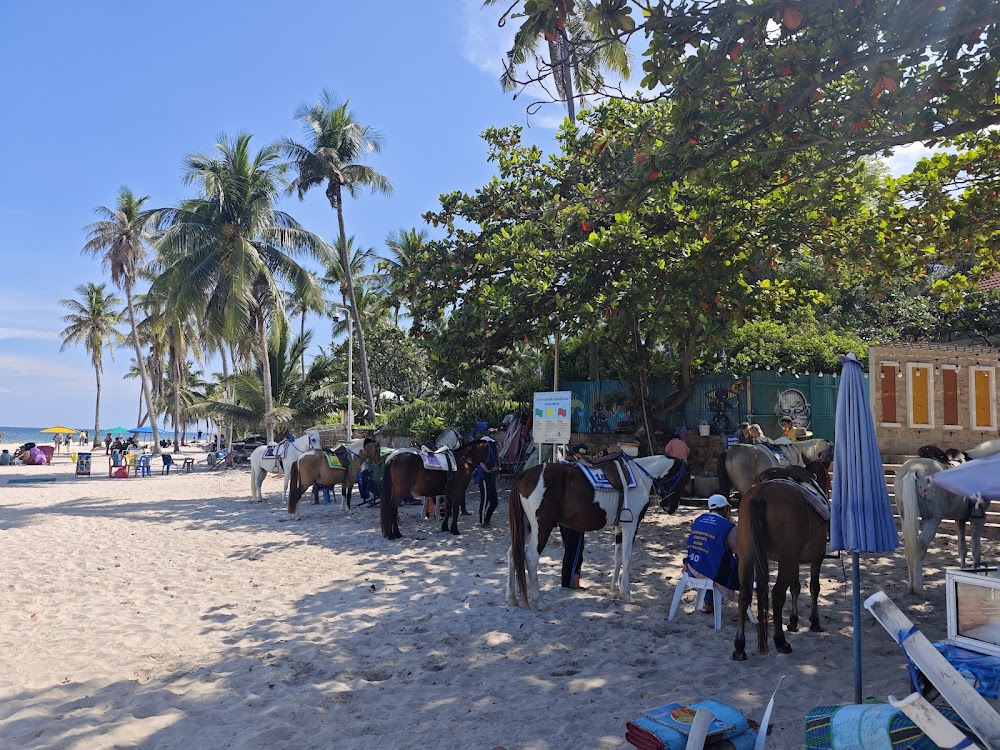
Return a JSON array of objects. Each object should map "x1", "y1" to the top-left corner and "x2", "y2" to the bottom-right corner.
[{"x1": 869, "y1": 343, "x2": 1000, "y2": 456}]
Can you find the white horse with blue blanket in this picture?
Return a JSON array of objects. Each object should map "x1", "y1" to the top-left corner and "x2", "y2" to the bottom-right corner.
[
  {"x1": 507, "y1": 454, "x2": 682, "y2": 609},
  {"x1": 248, "y1": 430, "x2": 322, "y2": 503}
]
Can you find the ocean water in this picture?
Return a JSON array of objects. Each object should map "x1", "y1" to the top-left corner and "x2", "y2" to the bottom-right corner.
[{"x1": 0, "y1": 426, "x2": 196, "y2": 446}]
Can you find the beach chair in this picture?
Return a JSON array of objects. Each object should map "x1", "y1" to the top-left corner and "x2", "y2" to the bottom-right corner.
[
  {"x1": 138, "y1": 454, "x2": 152, "y2": 477},
  {"x1": 161, "y1": 454, "x2": 174, "y2": 474},
  {"x1": 864, "y1": 590, "x2": 1000, "y2": 750},
  {"x1": 668, "y1": 569, "x2": 756, "y2": 631}
]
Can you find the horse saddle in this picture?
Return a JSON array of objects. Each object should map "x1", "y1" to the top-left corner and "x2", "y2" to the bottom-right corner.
[
  {"x1": 754, "y1": 443, "x2": 789, "y2": 465},
  {"x1": 321, "y1": 446, "x2": 348, "y2": 470},
  {"x1": 759, "y1": 467, "x2": 830, "y2": 521},
  {"x1": 570, "y1": 454, "x2": 637, "y2": 493},
  {"x1": 263, "y1": 440, "x2": 289, "y2": 461},
  {"x1": 391, "y1": 446, "x2": 457, "y2": 472}
]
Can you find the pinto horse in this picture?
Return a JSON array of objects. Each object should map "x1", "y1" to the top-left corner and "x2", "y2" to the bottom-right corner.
[
  {"x1": 287, "y1": 438, "x2": 381, "y2": 519},
  {"x1": 717, "y1": 438, "x2": 833, "y2": 498},
  {"x1": 507, "y1": 454, "x2": 681, "y2": 609},
  {"x1": 380, "y1": 438, "x2": 498, "y2": 538},
  {"x1": 895, "y1": 438, "x2": 1000, "y2": 595},
  {"x1": 733, "y1": 460, "x2": 830, "y2": 661},
  {"x1": 248, "y1": 430, "x2": 322, "y2": 503}
]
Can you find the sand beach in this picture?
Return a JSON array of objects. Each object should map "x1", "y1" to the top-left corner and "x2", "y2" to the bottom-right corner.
[{"x1": 0, "y1": 445, "x2": 967, "y2": 749}]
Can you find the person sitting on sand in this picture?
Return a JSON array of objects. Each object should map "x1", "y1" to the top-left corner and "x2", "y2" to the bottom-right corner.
[{"x1": 685, "y1": 494, "x2": 739, "y2": 614}]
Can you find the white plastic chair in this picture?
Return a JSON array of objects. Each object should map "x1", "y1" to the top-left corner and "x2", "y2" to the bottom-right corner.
[
  {"x1": 669, "y1": 571, "x2": 723, "y2": 630},
  {"x1": 669, "y1": 570, "x2": 756, "y2": 631}
]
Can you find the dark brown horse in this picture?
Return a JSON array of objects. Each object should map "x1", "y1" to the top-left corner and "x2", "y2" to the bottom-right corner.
[
  {"x1": 287, "y1": 439, "x2": 380, "y2": 519},
  {"x1": 733, "y1": 460, "x2": 830, "y2": 661},
  {"x1": 380, "y1": 438, "x2": 498, "y2": 538}
]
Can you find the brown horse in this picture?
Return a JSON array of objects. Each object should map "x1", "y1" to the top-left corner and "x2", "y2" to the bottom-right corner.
[
  {"x1": 287, "y1": 438, "x2": 380, "y2": 519},
  {"x1": 732, "y1": 460, "x2": 830, "y2": 661},
  {"x1": 380, "y1": 438, "x2": 498, "y2": 538}
]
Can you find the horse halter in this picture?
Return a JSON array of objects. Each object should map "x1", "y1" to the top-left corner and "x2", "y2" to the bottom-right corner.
[{"x1": 624, "y1": 455, "x2": 672, "y2": 499}]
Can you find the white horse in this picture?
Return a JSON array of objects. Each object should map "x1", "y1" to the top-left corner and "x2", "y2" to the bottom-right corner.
[
  {"x1": 506, "y1": 454, "x2": 681, "y2": 609},
  {"x1": 248, "y1": 430, "x2": 322, "y2": 503},
  {"x1": 895, "y1": 438, "x2": 1000, "y2": 595}
]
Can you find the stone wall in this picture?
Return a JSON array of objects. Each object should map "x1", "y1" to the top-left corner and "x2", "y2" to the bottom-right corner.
[{"x1": 869, "y1": 343, "x2": 1000, "y2": 456}]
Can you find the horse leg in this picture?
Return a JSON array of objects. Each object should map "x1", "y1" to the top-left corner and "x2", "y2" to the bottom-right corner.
[
  {"x1": 506, "y1": 544, "x2": 519, "y2": 607},
  {"x1": 972, "y1": 519, "x2": 984, "y2": 568},
  {"x1": 787, "y1": 577, "x2": 801, "y2": 633},
  {"x1": 249, "y1": 464, "x2": 259, "y2": 502},
  {"x1": 448, "y1": 490, "x2": 461, "y2": 536},
  {"x1": 772, "y1": 561, "x2": 795, "y2": 654},
  {"x1": 617, "y1": 522, "x2": 640, "y2": 603},
  {"x1": 914, "y1": 516, "x2": 942, "y2": 595},
  {"x1": 957, "y1": 519, "x2": 968, "y2": 569},
  {"x1": 611, "y1": 528, "x2": 623, "y2": 595},
  {"x1": 732, "y1": 557, "x2": 754, "y2": 661},
  {"x1": 808, "y1": 558, "x2": 824, "y2": 632}
]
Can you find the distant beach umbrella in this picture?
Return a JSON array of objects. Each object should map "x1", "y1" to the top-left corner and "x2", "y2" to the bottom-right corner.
[
  {"x1": 831, "y1": 352, "x2": 899, "y2": 704},
  {"x1": 40, "y1": 426, "x2": 80, "y2": 434}
]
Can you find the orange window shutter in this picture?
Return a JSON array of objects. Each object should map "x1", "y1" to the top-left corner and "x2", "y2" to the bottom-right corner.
[
  {"x1": 974, "y1": 370, "x2": 993, "y2": 427},
  {"x1": 912, "y1": 366, "x2": 929, "y2": 425},
  {"x1": 881, "y1": 365, "x2": 897, "y2": 423},
  {"x1": 943, "y1": 369, "x2": 958, "y2": 425}
]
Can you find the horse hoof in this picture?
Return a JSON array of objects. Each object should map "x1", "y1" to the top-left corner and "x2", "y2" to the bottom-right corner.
[
  {"x1": 810, "y1": 623, "x2": 825, "y2": 633},
  {"x1": 732, "y1": 651, "x2": 747, "y2": 661},
  {"x1": 787, "y1": 622, "x2": 799, "y2": 633},
  {"x1": 777, "y1": 643, "x2": 793, "y2": 654},
  {"x1": 450, "y1": 528, "x2": 460, "y2": 536}
]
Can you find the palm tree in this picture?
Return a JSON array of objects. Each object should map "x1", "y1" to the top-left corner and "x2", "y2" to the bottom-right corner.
[
  {"x1": 486, "y1": 0, "x2": 631, "y2": 122},
  {"x1": 284, "y1": 271, "x2": 325, "y2": 380},
  {"x1": 58, "y1": 282, "x2": 126, "y2": 449},
  {"x1": 381, "y1": 228, "x2": 427, "y2": 325},
  {"x1": 281, "y1": 91, "x2": 392, "y2": 420},
  {"x1": 154, "y1": 132, "x2": 329, "y2": 442},
  {"x1": 83, "y1": 187, "x2": 164, "y2": 454}
]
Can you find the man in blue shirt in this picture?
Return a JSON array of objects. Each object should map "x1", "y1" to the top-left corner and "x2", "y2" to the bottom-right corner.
[{"x1": 685, "y1": 494, "x2": 740, "y2": 613}]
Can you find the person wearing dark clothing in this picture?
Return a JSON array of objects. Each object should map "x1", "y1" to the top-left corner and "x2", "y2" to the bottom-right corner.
[
  {"x1": 686, "y1": 494, "x2": 740, "y2": 613},
  {"x1": 476, "y1": 461, "x2": 498, "y2": 525},
  {"x1": 737, "y1": 422, "x2": 753, "y2": 444},
  {"x1": 104, "y1": 433, "x2": 112, "y2": 455},
  {"x1": 560, "y1": 525, "x2": 585, "y2": 588}
]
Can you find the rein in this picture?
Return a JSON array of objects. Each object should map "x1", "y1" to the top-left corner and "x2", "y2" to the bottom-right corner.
[{"x1": 625, "y1": 455, "x2": 681, "y2": 498}]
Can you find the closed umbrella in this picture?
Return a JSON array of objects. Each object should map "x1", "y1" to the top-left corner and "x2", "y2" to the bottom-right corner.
[
  {"x1": 932, "y1": 452, "x2": 1000, "y2": 501},
  {"x1": 830, "y1": 352, "x2": 899, "y2": 704}
]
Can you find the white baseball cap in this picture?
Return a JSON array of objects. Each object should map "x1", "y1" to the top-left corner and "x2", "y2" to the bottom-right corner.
[{"x1": 707, "y1": 494, "x2": 730, "y2": 510}]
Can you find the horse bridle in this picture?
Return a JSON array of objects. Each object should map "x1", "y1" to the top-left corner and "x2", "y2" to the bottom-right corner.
[{"x1": 622, "y1": 454, "x2": 674, "y2": 500}]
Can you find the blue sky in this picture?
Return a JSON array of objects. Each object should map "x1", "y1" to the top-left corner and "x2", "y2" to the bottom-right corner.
[{"x1": 0, "y1": 1, "x2": 929, "y2": 430}]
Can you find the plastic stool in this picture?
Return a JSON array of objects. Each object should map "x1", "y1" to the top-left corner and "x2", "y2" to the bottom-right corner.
[
  {"x1": 182, "y1": 458, "x2": 195, "y2": 473},
  {"x1": 669, "y1": 571, "x2": 723, "y2": 630}
]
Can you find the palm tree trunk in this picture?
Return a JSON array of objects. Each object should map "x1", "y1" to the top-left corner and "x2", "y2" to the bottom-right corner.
[
  {"x1": 300, "y1": 309, "x2": 306, "y2": 381},
  {"x1": 256, "y1": 312, "x2": 276, "y2": 442},
  {"x1": 334, "y1": 196, "x2": 376, "y2": 419},
  {"x1": 93, "y1": 365, "x2": 102, "y2": 450},
  {"x1": 172, "y1": 352, "x2": 182, "y2": 453},
  {"x1": 125, "y1": 285, "x2": 162, "y2": 455}
]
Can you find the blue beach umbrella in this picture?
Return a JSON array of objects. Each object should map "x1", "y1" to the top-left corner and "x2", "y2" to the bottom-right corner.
[
  {"x1": 130, "y1": 426, "x2": 156, "y2": 435},
  {"x1": 831, "y1": 353, "x2": 899, "y2": 703},
  {"x1": 932, "y1": 452, "x2": 1000, "y2": 501}
]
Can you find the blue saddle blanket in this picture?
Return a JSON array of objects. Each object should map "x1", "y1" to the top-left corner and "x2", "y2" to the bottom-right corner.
[{"x1": 570, "y1": 460, "x2": 638, "y2": 491}]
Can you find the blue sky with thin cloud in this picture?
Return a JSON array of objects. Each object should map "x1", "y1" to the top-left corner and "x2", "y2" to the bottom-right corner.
[{"x1": 0, "y1": 1, "x2": 933, "y2": 429}]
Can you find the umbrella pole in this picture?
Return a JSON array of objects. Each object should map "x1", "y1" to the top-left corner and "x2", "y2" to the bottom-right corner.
[{"x1": 853, "y1": 550, "x2": 862, "y2": 704}]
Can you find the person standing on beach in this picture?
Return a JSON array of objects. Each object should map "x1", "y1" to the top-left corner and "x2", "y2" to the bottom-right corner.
[
  {"x1": 104, "y1": 433, "x2": 112, "y2": 454},
  {"x1": 54, "y1": 432, "x2": 63, "y2": 454},
  {"x1": 560, "y1": 526, "x2": 585, "y2": 588}
]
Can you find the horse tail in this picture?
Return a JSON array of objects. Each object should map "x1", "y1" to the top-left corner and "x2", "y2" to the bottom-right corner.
[
  {"x1": 379, "y1": 461, "x2": 395, "y2": 538},
  {"x1": 509, "y1": 474, "x2": 530, "y2": 607},
  {"x1": 287, "y1": 460, "x2": 299, "y2": 514},
  {"x1": 896, "y1": 468, "x2": 920, "y2": 593},
  {"x1": 717, "y1": 451, "x2": 732, "y2": 498},
  {"x1": 747, "y1": 491, "x2": 771, "y2": 655}
]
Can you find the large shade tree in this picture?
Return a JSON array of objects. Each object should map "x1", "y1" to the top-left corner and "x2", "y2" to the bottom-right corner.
[
  {"x1": 58, "y1": 282, "x2": 126, "y2": 449},
  {"x1": 489, "y1": 1, "x2": 1000, "y2": 198},
  {"x1": 281, "y1": 91, "x2": 393, "y2": 421},
  {"x1": 83, "y1": 187, "x2": 163, "y2": 454},
  {"x1": 154, "y1": 133, "x2": 329, "y2": 442}
]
